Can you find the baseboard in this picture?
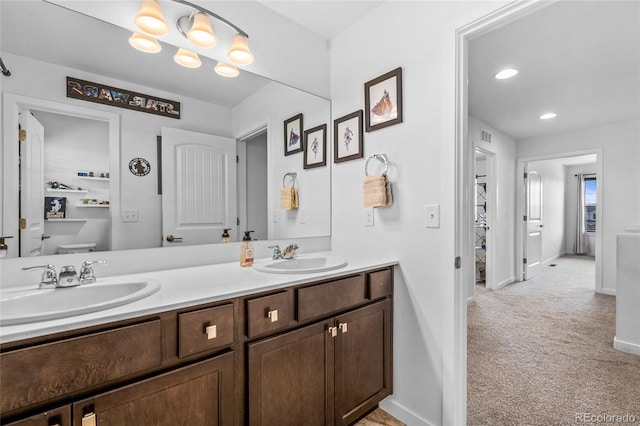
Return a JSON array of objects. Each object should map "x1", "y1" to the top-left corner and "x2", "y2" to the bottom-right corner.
[
  {"x1": 379, "y1": 398, "x2": 434, "y2": 426},
  {"x1": 494, "y1": 276, "x2": 515, "y2": 290},
  {"x1": 613, "y1": 336, "x2": 640, "y2": 356},
  {"x1": 597, "y1": 287, "x2": 616, "y2": 296},
  {"x1": 542, "y1": 252, "x2": 564, "y2": 266}
]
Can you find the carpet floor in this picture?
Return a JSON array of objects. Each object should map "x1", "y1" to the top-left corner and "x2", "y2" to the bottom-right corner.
[{"x1": 468, "y1": 255, "x2": 640, "y2": 425}]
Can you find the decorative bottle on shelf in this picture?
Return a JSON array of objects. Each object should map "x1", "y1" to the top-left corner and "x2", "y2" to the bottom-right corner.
[
  {"x1": 221, "y1": 228, "x2": 231, "y2": 243},
  {"x1": 240, "y1": 231, "x2": 255, "y2": 267}
]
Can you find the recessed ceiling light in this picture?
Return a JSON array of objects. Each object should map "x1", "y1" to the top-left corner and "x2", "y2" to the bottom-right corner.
[
  {"x1": 494, "y1": 68, "x2": 518, "y2": 80},
  {"x1": 539, "y1": 113, "x2": 557, "y2": 120}
]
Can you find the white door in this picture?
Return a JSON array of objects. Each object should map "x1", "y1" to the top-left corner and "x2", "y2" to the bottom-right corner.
[
  {"x1": 161, "y1": 127, "x2": 237, "y2": 247},
  {"x1": 19, "y1": 110, "x2": 46, "y2": 257},
  {"x1": 525, "y1": 169, "x2": 543, "y2": 279}
]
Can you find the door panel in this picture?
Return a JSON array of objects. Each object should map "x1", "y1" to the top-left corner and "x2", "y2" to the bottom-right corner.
[
  {"x1": 525, "y1": 170, "x2": 543, "y2": 279},
  {"x1": 19, "y1": 111, "x2": 45, "y2": 257},
  {"x1": 161, "y1": 127, "x2": 236, "y2": 247}
]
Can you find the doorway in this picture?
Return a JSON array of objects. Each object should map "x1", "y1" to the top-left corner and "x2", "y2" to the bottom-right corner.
[{"x1": 237, "y1": 127, "x2": 269, "y2": 242}]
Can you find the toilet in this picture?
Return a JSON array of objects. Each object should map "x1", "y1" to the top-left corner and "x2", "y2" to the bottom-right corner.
[{"x1": 57, "y1": 243, "x2": 96, "y2": 254}]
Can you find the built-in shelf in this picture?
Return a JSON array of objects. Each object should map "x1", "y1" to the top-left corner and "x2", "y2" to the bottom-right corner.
[
  {"x1": 78, "y1": 176, "x2": 109, "y2": 181},
  {"x1": 76, "y1": 204, "x2": 109, "y2": 208},
  {"x1": 46, "y1": 188, "x2": 88, "y2": 194},
  {"x1": 46, "y1": 218, "x2": 87, "y2": 223}
]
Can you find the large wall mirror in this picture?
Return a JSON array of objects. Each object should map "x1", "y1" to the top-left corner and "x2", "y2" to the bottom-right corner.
[{"x1": 1, "y1": 0, "x2": 331, "y2": 258}]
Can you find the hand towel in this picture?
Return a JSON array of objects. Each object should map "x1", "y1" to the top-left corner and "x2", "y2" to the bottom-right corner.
[
  {"x1": 363, "y1": 174, "x2": 392, "y2": 208},
  {"x1": 280, "y1": 186, "x2": 299, "y2": 209}
]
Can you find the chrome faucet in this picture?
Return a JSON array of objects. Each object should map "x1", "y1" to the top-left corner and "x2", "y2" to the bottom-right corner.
[
  {"x1": 79, "y1": 260, "x2": 109, "y2": 284},
  {"x1": 22, "y1": 264, "x2": 58, "y2": 288},
  {"x1": 283, "y1": 243, "x2": 299, "y2": 259},
  {"x1": 268, "y1": 245, "x2": 283, "y2": 260}
]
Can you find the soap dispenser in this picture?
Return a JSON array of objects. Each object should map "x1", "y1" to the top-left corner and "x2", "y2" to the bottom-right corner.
[
  {"x1": 240, "y1": 230, "x2": 255, "y2": 267},
  {"x1": 221, "y1": 228, "x2": 231, "y2": 243}
]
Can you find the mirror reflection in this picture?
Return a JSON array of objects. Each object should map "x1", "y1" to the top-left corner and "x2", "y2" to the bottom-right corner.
[{"x1": 0, "y1": 0, "x2": 331, "y2": 258}]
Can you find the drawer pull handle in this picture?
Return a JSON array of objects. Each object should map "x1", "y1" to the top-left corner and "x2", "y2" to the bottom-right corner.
[
  {"x1": 82, "y1": 413, "x2": 96, "y2": 426},
  {"x1": 329, "y1": 326, "x2": 338, "y2": 338},
  {"x1": 339, "y1": 322, "x2": 348, "y2": 334},
  {"x1": 267, "y1": 309, "x2": 278, "y2": 322},
  {"x1": 205, "y1": 324, "x2": 217, "y2": 339}
]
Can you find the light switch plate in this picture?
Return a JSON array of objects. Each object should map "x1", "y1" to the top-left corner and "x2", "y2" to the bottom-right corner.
[
  {"x1": 364, "y1": 207, "x2": 374, "y2": 227},
  {"x1": 122, "y1": 209, "x2": 138, "y2": 222},
  {"x1": 425, "y1": 204, "x2": 440, "y2": 228}
]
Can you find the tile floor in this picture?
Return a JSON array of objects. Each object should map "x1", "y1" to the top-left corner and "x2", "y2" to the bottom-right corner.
[{"x1": 354, "y1": 408, "x2": 406, "y2": 426}]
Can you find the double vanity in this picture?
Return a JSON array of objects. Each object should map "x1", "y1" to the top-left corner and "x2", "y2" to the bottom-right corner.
[{"x1": 0, "y1": 253, "x2": 396, "y2": 426}]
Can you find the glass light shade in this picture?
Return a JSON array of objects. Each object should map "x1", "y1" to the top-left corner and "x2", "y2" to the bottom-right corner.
[
  {"x1": 135, "y1": 0, "x2": 169, "y2": 36},
  {"x1": 214, "y1": 61, "x2": 239, "y2": 77},
  {"x1": 174, "y1": 48, "x2": 202, "y2": 68},
  {"x1": 129, "y1": 32, "x2": 162, "y2": 53},
  {"x1": 187, "y1": 12, "x2": 217, "y2": 48},
  {"x1": 494, "y1": 68, "x2": 518, "y2": 80},
  {"x1": 227, "y1": 33, "x2": 254, "y2": 65},
  {"x1": 539, "y1": 112, "x2": 557, "y2": 120}
]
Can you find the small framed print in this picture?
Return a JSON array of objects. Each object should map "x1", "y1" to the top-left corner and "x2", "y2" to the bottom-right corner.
[
  {"x1": 364, "y1": 67, "x2": 403, "y2": 132},
  {"x1": 303, "y1": 124, "x2": 327, "y2": 169},
  {"x1": 334, "y1": 110, "x2": 363, "y2": 163},
  {"x1": 284, "y1": 113, "x2": 303, "y2": 155}
]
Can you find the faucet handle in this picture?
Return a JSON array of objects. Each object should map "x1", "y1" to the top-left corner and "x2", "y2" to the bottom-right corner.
[
  {"x1": 268, "y1": 245, "x2": 283, "y2": 260},
  {"x1": 79, "y1": 260, "x2": 109, "y2": 284},
  {"x1": 22, "y1": 264, "x2": 58, "y2": 288}
]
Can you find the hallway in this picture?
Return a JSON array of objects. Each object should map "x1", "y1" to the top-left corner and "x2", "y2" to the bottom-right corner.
[{"x1": 467, "y1": 256, "x2": 640, "y2": 425}]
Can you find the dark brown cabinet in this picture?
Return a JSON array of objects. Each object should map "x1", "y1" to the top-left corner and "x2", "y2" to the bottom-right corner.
[
  {"x1": 4, "y1": 406, "x2": 71, "y2": 426},
  {"x1": 247, "y1": 296, "x2": 392, "y2": 426}
]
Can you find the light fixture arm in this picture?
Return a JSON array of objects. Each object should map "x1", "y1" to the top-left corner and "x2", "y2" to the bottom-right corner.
[{"x1": 170, "y1": 0, "x2": 249, "y2": 38}]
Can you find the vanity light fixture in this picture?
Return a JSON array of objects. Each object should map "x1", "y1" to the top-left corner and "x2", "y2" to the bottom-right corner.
[
  {"x1": 539, "y1": 112, "x2": 557, "y2": 120},
  {"x1": 214, "y1": 61, "x2": 239, "y2": 77},
  {"x1": 494, "y1": 68, "x2": 518, "y2": 80},
  {"x1": 129, "y1": 32, "x2": 162, "y2": 53},
  {"x1": 174, "y1": 48, "x2": 202, "y2": 68},
  {"x1": 131, "y1": 0, "x2": 254, "y2": 76}
]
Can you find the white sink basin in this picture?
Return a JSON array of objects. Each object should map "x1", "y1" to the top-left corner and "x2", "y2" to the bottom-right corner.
[
  {"x1": 0, "y1": 280, "x2": 161, "y2": 326},
  {"x1": 253, "y1": 256, "x2": 347, "y2": 274}
]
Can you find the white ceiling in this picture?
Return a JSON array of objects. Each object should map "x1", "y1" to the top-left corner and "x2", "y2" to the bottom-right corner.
[{"x1": 469, "y1": 0, "x2": 640, "y2": 140}]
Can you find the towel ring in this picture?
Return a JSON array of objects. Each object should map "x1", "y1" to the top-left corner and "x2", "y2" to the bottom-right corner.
[
  {"x1": 365, "y1": 154, "x2": 389, "y2": 176},
  {"x1": 283, "y1": 172, "x2": 297, "y2": 187}
]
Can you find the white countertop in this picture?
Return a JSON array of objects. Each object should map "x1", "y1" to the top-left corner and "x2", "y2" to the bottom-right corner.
[{"x1": 0, "y1": 251, "x2": 397, "y2": 344}]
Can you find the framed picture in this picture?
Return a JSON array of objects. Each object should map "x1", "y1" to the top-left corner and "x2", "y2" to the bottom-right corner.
[
  {"x1": 283, "y1": 113, "x2": 303, "y2": 155},
  {"x1": 44, "y1": 196, "x2": 66, "y2": 219},
  {"x1": 333, "y1": 110, "x2": 363, "y2": 163},
  {"x1": 364, "y1": 67, "x2": 403, "y2": 132},
  {"x1": 303, "y1": 124, "x2": 327, "y2": 169}
]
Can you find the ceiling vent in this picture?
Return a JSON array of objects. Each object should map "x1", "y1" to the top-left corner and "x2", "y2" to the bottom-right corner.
[{"x1": 481, "y1": 129, "x2": 492, "y2": 144}]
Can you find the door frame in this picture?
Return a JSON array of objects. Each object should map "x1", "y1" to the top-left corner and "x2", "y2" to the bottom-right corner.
[
  {"x1": 452, "y1": 1, "x2": 555, "y2": 424},
  {"x1": 516, "y1": 150, "x2": 603, "y2": 291},
  {"x1": 237, "y1": 123, "x2": 268, "y2": 242},
  {"x1": 2, "y1": 93, "x2": 121, "y2": 257}
]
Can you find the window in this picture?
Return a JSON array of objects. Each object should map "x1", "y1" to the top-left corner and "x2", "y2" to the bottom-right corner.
[{"x1": 584, "y1": 177, "x2": 597, "y2": 232}]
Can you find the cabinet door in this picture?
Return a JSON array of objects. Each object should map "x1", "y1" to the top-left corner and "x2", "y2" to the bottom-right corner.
[
  {"x1": 4, "y1": 406, "x2": 70, "y2": 426},
  {"x1": 248, "y1": 321, "x2": 334, "y2": 426},
  {"x1": 73, "y1": 353, "x2": 233, "y2": 426},
  {"x1": 334, "y1": 299, "x2": 392, "y2": 426}
]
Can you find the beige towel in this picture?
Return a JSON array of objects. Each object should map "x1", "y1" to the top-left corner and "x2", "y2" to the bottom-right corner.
[
  {"x1": 280, "y1": 186, "x2": 299, "y2": 209},
  {"x1": 363, "y1": 174, "x2": 392, "y2": 208}
]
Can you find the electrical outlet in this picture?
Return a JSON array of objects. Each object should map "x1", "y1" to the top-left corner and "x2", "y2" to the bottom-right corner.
[
  {"x1": 364, "y1": 207, "x2": 374, "y2": 227},
  {"x1": 272, "y1": 210, "x2": 279, "y2": 223},
  {"x1": 299, "y1": 209, "x2": 306, "y2": 224},
  {"x1": 122, "y1": 209, "x2": 139, "y2": 222},
  {"x1": 425, "y1": 204, "x2": 440, "y2": 228}
]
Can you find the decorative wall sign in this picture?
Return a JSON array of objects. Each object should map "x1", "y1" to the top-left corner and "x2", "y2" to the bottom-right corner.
[
  {"x1": 45, "y1": 197, "x2": 66, "y2": 219},
  {"x1": 364, "y1": 67, "x2": 403, "y2": 132},
  {"x1": 283, "y1": 113, "x2": 303, "y2": 156},
  {"x1": 67, "y1": 77, "x2": 181, "y2": 119},
  {"x1": 129, "y1": 158, "x2": 151, "y2": 176}
]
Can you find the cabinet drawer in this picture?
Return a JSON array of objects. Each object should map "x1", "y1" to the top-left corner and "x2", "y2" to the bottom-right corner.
[
  {"x1": 178, "y1": 303, "x2": 234, "y2": 358},
  {"x1": 246, "y1": 291, "x2": 291, "y2": 338},
  {"x1": 0, "y1": 320, "x2": 162, "y2": 416},
  {"x1": 297, "y1": 275, "x2": 367, "y2": 322},
  {"x1": 368, "y1": 268, "x2": 393, "y2": 300}
]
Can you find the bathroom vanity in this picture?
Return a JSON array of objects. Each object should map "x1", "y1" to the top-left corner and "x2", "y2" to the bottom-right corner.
[{"x1": 0, "y1": 259, "x2": 395, "y2": 426}]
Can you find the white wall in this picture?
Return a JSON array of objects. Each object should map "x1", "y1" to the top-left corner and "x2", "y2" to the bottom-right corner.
[
  {"x1": 517, "y1": 119, "x2": 640, "y2": 294},
  {"x1": 565, "y1": 164, "x2": 598, "y2": 257},
  {"x1": 526, "y1": 159, "x2": 567, "y2": 263},
  {"x1": 329, "y1": 2, "x2": 511, "y2": 424},
  {"x1": 470, "y1": 117, "x2": 517, "y2": 289},
  {"x1": 232, "y1": 82, "x2": 331, "y2": 241}
]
